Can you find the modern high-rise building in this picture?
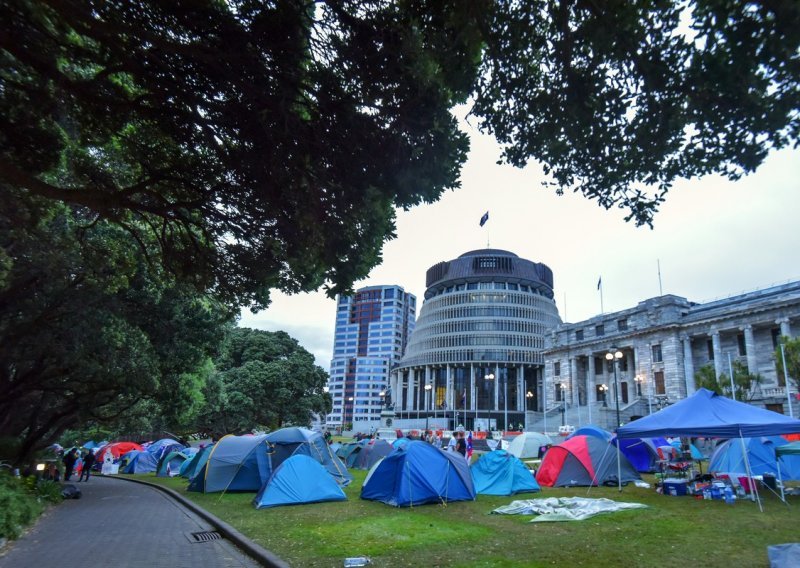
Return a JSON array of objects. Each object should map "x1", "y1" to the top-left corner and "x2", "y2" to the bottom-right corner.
[
  {"x1": 327, "y1": 285, "x2": 416, "y2": 429},
  {"x1": 390, "y1": 249, "x2": 561, "y2": 431}
]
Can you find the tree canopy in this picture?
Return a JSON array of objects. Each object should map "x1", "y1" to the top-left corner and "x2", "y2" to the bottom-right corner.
[
  {"x1": 693, "y1": 360, "x2": 762, "y2": 401},
  {"x1": 199, "y1": 328, "x2": 331, "y2": 438},
  {"x1": 775, "y1": 336, "x2": 800, "y2": 389},
  {"x1": 3, "y1": 1, "x2": 797, "y2": 309}
]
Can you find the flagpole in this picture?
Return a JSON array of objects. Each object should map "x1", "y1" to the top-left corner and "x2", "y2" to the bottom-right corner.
[
  {"x1": 657, "y1": 259, "x2": 663, "y2": 296},
  {"x1": 598, "y1": 277, "x2": 604, "y2": 314}
]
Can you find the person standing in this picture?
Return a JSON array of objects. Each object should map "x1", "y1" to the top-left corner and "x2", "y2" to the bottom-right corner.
[
  {"x1": 78, "y1": 450, "x2": 96, "y2": 482},
  {"x1": 63, "y1": 448, "x2": 79, "y2": 481},
  {"x1": 455, "y1": 431, "x2": 467, "y2": 459}
]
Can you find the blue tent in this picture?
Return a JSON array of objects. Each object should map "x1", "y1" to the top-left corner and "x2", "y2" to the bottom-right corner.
[
  {"x1": 188, "y1": 434, "x2": 271, "y2": 493},
  {"x1": 568, "y1": 425, "x2": 613, "y2": 442},
  {"x1": 617, "y1": 389, "x2": 800, "y2": 439},
  {"x1": 265, "y1": 427, "x2": 352, "y2": 486},
  {"x1": 361, "y1": 441, "x2": 476, "y2": 507},
  {"x1": 253, "y1": 455, "x2": 347, "y2": 509},
  {"x1": 180, "y1": 445, "x2": 213, "y2": 479},
  {"x1": 120, "y1": 450, "x2": 159, "y2": 474},
  {"x1": 156, "y1": 450, "x2": 188, "y2": 477},
  {"x1": 470, "y1": 450, "x2": 540, "y2": 496},
  {"x1": 613, "y1": 437, "x2": 669, "y2": 473},
  {"x1": 353, "y1": 440, "x2": 393, "y2": 470},
  {"x1": 710, "y1": 436, "x2": 800, "y2": 480}
]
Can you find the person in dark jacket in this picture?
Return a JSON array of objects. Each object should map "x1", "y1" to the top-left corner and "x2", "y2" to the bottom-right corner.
[
  {"x1": 78, "y1": 450, "x2": 96, "y2": 482},
  {"x1": 63, "y1": 448, "x2": 79, "y2": 481}
]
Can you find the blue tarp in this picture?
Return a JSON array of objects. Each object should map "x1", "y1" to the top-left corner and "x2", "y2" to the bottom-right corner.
[
  {"x1": 265, "y1": 427, "x2": 352, "y2": 486},
  {"x1": 617, "y1": 388, "x2": 800, "y2": 439},
  {"x1": 253, "y1": 455, "x2": 346, "y2": 509},
  {"x1": 710, "y1": 436, "x2": 800, "y2": 480},
  {"x1": 361, "y1": 441, "x2": 475, "y2": 507},
  {"x1": 188, "y1": 434, "x2": 271, "y2": 493},
  {"x1": 470, "y1": 450, "x2": 541, "y2": 496}
]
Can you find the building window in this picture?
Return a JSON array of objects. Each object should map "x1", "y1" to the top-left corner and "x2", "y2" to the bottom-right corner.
[
  {"x1": 654, "y1": 371, "x2": 665, "y2": 395},
  {"x1": 594, "y1": 357, "x2": 603, "y2": 375},
  {"x1": 576, "y1": 329, "x2": 584, "y2": 341},
  {"x1": 772, "y1": 328, "x2": 781, "y2": 348},
  {"x1": 554, "y1": 362, "x2": 561, "y2": 376},
  {"x1": 707, "y1": 339, "x2": 714, "y2": 360},
  {"x1": 617, "y1": 318, "x2": 628, "y2": 331},
  {"x1": 652, "y1": 344, "x2": 663, "y2": 363},
  {"x1": 737, "y1": 334, "x2": 746, "y2": 356},
  {"x1": 595, "y1": 324, "x2": 605, "y2": 337}
]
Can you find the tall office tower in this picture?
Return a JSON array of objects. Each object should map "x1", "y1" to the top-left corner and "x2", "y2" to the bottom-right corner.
[
  {"x1": 327, "y1": 285, "x2": 416, "y2": 430},
  {"x1": 391, "y1": 249, "x2": 561, "y2": 431}
]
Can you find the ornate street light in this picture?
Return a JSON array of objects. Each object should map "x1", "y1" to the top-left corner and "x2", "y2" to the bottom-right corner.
[
  {"x1": 525, "y1": 391, "x2": 534, "y2": 431},
  {"x1": 599, "y1": 384, "x2": 608, "y2": 407},
  {"x1": 605, "y1": 349, "x2": 623, "y2": 428},
  {"x1": 346, "y1": 396, "x2": 354, "y2": 432},
  {"x1": 485, "y1": 373, "x2": 494, "y2": 431},
  {"x1": 424, "y1": 383, "x2": 432, "y2": 431}
]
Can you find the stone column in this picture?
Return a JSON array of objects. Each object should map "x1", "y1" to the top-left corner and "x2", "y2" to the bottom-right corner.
[
  {"x1": 711, "y1": 330, "x2": 723, "y2": 378},
  {"x1": 682, "y1": 336, "x2": 695, "y2": 393},
  {"x1": 425, "y1": 366, "x2": 431, "y2": 410},
  {"x1": 587, "y1": 354, "x2": 596, "y2": 404},
  {"x1": 778, "y1": 317, "x2": 792, "y2": 339},
  {"x1": 407, "y1": 368, "x2": 416, "y2": 411},
  {"x1": 570, "y1": 358, "x2": 579, "y2": 406},
  {"x1": 743, "y1": 324, "x2": 757, "y2": 375}
]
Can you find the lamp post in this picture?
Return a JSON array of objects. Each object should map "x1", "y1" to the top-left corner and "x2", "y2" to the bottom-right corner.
[
  {"x1": 559, "y1": 383, "x2": 566, "y2": 426},
  {"x1": 525, "y1": 391, "x2": 533, "y2": 431},
  {"x1": 599, "y1": 384, "x2": 608, "y2": 407},
  {"x1": 503, "y1": 373, "x2": 508, "y2": 432},
  {"x1": 634, "y1": 375, "x2": 643, "y2": 397},
  {"x1": 485, "y1": 373, "x2": 494, "y2": 431},
  {"x1": 346, "y1": 396, "x2": 354, "y2": 432},
  {"x1": 424, "y1": 383, "x2": 432, "y2": 431},
  {"x1": 605, "y1": 349, "x2": 623, "y2": 429}
]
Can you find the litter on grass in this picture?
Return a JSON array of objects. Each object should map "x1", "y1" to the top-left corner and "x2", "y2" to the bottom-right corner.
[{"x1": 491, "y1": 496, "x2": 647, "y2": 522}]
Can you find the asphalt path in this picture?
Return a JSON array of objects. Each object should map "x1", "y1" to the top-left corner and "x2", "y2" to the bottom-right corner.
[{"x1": 0, "y1": 476, "x2": 263, "y2": 568}]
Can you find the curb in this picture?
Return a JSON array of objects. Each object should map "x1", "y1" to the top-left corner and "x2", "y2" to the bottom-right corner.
[{"x1": 106, "y1": 475, "x2": 289, "y2": 568}]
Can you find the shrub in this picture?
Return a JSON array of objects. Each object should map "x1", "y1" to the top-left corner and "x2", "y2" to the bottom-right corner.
[{"x1": 0, "y1": 471, "x2": 62, "y2": 540}]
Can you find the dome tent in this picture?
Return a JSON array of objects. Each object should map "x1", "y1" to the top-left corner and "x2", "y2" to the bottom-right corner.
[
  {"x1": 613, "y1": 437, "x2": 670, "y2": 473},
  {"x1": 253, "y1": 455, "x2": 346, "y2": 509},
  {"x1": 471, "y1": 450, "x2": 541, "y2": 495},
  {"x1": 536, "y1": 435, "x2": 641, "y2": 487},
  {"x1": 265, "y1": 427, "x2": 352, "y2": 486},
  {"x1": 710, "y1": 436, "x2": 800, "y2": 480},
  {"x1": 188, "y1": 434, "x2": 271, "y2": 493},
  {"x1": 361, "y1": 441, "x2": 475, "y2": 507},
  {"x1": 506, "y1": 432, "x2": 553, "y2": 459},
  {"x1": 353, "y1": 439, "x2": 394, "y2": 470}
]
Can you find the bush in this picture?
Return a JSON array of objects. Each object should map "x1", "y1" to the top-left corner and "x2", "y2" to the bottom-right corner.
[{"x1": 0, "y1": 473, "x2": 43, "y2": 540}]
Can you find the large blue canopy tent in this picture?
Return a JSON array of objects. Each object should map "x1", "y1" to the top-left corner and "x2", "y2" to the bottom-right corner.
[{"x1": 617, "y1": 388, "x2": 800, "y2": 509}]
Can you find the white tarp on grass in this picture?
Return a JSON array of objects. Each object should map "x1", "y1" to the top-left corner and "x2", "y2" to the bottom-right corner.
[{"x1": 491, "y1": 496, "x2": 647, "y2": 522}]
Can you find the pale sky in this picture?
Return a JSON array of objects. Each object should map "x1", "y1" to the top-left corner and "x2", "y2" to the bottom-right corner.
[{"x1": 240, "y1": 116, "x2": 800, "y2": 369}]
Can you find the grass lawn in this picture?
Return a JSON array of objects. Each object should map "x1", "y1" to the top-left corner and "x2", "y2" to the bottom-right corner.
[{"x1": 139, "y1": 470, "x2": 796, "y2": 568}]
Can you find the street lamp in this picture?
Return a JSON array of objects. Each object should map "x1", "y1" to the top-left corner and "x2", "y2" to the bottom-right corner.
[
  {"x1": 424, "y1": 384, "x2": 432, "y2": 431},
  {"x1": 559, "y1": 383, "x2": 566, "y2": 426},
  {"x1": 599, "y1": 384, "x2": 608, "y2": 407},
  {"x1": 346, "y1": 396, "x2": 354, "y2": 431},
  {"x1": 605, "y1": 349, "x2": 623, "y2": 429},
  {"x1": 634, "y1": 376, "x2": 643, "y2": 397},
  {"x1": 525, "y1": 391, "x2": 533, "y2": 431},
  {"x1": 485, "y1": 373, "x2": 494, "y2": 430}
]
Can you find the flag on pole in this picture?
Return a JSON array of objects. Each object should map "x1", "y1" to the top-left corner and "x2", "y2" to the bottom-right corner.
[
  {"x1": 466, "y1": 432, "x2": 473, "y2": 460},
  {"x1": 460, "y1": 389, "x2": 467, "y2": 408},
  {"x1": 479, "y1": 211, "x2": 489, "y2": 227},
  {"x1": 597, "y1": 276, "x2": 602, "y2": 290}
]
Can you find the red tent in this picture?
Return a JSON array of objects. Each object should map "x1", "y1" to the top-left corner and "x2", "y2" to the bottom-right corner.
[
  {"x1": 95, "y1": 441, "x2": 144, "y2": 462},
  {"x1": 536, "y1": 435, "x2": 640, "y2": 487}
]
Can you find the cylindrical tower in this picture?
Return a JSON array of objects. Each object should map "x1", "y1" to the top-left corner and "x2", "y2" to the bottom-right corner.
[{"x1": 391, "y1": 249, "x2": 561, "y2": 431}]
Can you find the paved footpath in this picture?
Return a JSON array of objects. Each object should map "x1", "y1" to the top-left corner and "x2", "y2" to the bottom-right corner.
[{"x1": 0, "y1": 476, "x2": 264, "y2": 568}]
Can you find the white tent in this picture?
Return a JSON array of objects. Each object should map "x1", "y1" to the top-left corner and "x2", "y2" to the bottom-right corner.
[{"x1": 507, "y1": 432, "x2": 553, "y2": 459}]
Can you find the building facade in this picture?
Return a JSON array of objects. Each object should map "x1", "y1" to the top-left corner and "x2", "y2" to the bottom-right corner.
[
  {"x1": 327, "y1": 285, "x2": 416, "y2": 429},
  {"x1": 390, "y1": 249, "x2": 561, "y2": 431},
  {"x1": 542, "y1": 281, "x2": 800, "y2": 430}
]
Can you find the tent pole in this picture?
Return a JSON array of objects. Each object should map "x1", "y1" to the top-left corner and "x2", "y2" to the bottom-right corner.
[{"x1": 738, "y1": 430, "x2": 762, "y2": 512}]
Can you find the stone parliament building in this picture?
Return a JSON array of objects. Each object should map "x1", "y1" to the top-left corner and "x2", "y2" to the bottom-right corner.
[{"x1": 543, "y1": 281, "x2": 800, "y2": 430}]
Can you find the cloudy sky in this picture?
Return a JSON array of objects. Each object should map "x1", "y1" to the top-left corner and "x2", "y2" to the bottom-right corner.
[{"x1": 240, "y1": 115, "x2": 800, "y2": 368}]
